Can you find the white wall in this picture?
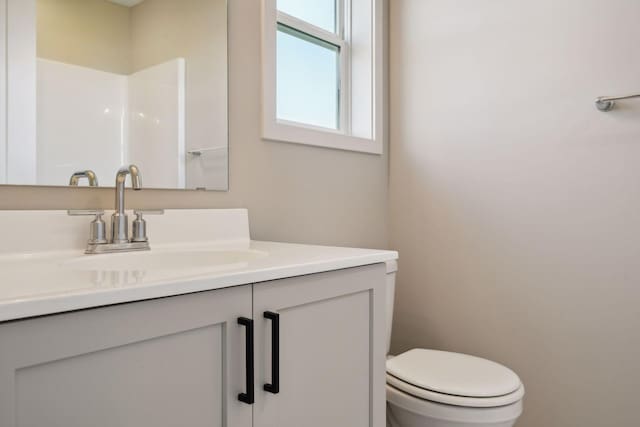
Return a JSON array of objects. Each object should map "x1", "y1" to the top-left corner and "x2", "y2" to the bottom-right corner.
[
  {"x1": 37, "y1": 59, "x2": 127, "y2": 185},
  {"x1": 37, "y1": 58, "x2": 185, "y2": 188},
  {"x1": 128, "y1": 58, "x2": 185, "y2": 189},
  {"x1": 390, "y1": 1, "x2": 640, "y2": 426},
  {"x1": 5, "y1": 0, "x2": 37, "y2": 184}
]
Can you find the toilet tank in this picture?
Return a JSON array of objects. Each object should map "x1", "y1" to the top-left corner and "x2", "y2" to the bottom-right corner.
[{"x1": 385, "y1": 260, "x2": 398, "y2": 355}]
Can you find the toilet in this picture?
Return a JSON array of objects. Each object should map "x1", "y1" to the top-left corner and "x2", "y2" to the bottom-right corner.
[{"x1": 384, "y1": 261, "x2": 524, "y2": 427}]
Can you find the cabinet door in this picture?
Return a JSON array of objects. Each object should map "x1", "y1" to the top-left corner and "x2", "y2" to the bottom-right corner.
[
  {"x1": 0, "y1": 285, "x2": 252, "y2": 427},
  {"x1": 253, "y1": 264, "x2": 386, "y2": 427}
]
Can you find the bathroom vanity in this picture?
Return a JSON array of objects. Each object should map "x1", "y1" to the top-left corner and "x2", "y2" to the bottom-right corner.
[{"x1": 0, "y1": 209, "x2": 397, "y2": 427}]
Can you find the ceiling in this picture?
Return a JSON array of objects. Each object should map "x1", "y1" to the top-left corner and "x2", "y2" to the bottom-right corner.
[{"x1": 106, "y1": 0, "x2": 145, "y2": 7}]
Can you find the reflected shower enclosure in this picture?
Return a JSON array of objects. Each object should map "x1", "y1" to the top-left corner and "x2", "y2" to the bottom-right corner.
[{"x1": 0, "y1": 0, "x2": 228, "y2": 190}]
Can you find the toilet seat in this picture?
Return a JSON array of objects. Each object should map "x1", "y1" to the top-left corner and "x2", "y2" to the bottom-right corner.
[
  {"x1": 386, "y1": 383, "x2": 523, "y2": 423},
  {"x1": 386, "y1": 349, "x2": 525, "y2": 408}
]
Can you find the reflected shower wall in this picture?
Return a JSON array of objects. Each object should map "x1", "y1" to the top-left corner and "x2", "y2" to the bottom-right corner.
[
  {"x1": 128, "y1": 59, "x2": 185, "y2": 189},
  {"x1": 36, "y1": 58, "x2": 185, "y2": 187}
]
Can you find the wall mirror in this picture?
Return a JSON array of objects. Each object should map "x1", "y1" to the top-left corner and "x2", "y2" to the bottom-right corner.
[{"x1": 0, "y1": 0, "x2": 228, "y2": 190}]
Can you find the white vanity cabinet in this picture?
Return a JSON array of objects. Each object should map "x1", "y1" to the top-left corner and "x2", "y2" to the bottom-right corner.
[
  {"x1": 253, "y1": 264, "x2": 386, "y2": 427},
  {"x1": 0, "y1": 284, "x2": 253, "y2": 427},
  {"x1": 0, "y1": 264, "x2": 386, "y2": 427}
]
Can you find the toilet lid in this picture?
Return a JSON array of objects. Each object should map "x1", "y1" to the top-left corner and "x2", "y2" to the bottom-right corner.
[{"x1": 386, "y1": 349, "x2": 522, "y2": 399}]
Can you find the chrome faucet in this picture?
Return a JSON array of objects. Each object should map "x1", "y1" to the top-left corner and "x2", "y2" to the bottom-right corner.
[
  {"x1": 68, "y1": 165, "x2": 164, "y2": 254},
  {"x1": 69, "y1": 170, "x2": 99, "y2": 186},
  {"x1": 112, "y1": 165, "x2": 142, "y2": 244}
]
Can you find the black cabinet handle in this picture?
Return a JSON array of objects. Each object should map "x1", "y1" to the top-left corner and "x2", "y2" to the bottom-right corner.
[
  {"x1": 263, "y1": 311, "x2": 280, "y2": 394},
  {"x1": 238, "y1": 317, "x2": 254, "y2": 404}
]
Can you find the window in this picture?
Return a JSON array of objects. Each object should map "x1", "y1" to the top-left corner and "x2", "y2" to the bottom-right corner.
[
  {"x1": 277, "y1": 22, "x2": 341, "y2": 130},
  {"x1": 262, "y1": 0, "x2": 383, "y2": 154}
]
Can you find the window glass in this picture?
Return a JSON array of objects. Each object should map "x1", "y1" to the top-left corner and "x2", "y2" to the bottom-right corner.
[
  {"x1": 277, "y1": 0, "x2": 337, "y2": 33},
  {"x1": 276, "y1": 25, "x2": 340, "y2": 130}
]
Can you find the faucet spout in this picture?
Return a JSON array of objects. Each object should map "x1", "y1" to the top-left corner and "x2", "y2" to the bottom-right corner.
[
  {"x1": 112, "y1": 164, "x2": 142, "y2": 244},
  {"x1": 115, "y1": 164, "x2": 142, "y2": 215}
]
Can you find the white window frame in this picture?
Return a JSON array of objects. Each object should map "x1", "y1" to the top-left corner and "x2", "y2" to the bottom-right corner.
[{"x1": 261, "y1": 0, "x2": 383, "y2": 155}]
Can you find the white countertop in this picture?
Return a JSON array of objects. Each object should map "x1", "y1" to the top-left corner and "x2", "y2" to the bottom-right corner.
[{"x1": 0, "y1": 209, "x2": 397, "y2": 322}]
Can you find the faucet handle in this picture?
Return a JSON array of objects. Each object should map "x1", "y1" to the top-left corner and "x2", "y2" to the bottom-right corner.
[
  {"x1": 67, "y1": 210, "x2": 108, "y2": 245},
  {"x1": 131, "y1": 210, "x2": 164, "y2": 243},
  {"x1": 68, "y1": 209, "x2": 105, "y2": 216},
  {"x1": 133, "y1": 209, "x2": 164, "y2": 216}
]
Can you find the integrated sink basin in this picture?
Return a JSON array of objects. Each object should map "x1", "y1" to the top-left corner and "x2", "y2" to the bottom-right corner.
[
  {"x1": 0, "y1": 209, "x2": 398, "y2": 323},
  {"x1": 61, "y1": 248, "x2": 269, "y2": 273}
]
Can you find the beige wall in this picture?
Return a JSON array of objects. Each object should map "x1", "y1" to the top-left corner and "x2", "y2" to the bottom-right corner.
[
  {"x1": 390, "y1": 1, "x2": 640, "y2": 426},
  {"x1": 0, "y1": 0, "x2": 389, "y2": 249},
  {"x1": 130, "y1": 0, "x2": 225, "y2": 72},
  {"x1": 37, "y1": 0, "x2": 131, "y2": 74}
]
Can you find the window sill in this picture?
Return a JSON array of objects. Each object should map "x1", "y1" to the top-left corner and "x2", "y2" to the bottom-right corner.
[{"x1": 262, "y1": 121, "x2": 382, "y2": 155}]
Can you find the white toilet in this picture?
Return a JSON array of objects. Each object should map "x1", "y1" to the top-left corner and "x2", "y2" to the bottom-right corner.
[{"x1": 384, "y1": 261, "x2": 524, "y2": 427}]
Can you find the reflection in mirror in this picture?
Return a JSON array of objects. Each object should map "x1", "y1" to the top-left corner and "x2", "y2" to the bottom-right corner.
[{"x1": 1, "y1": 0, "x2": 228, "y2": 190}]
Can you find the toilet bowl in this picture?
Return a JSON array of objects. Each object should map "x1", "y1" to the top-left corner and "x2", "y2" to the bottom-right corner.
[{"x1": 384, "y1": 261, "x2": 524, "y2": 427}]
